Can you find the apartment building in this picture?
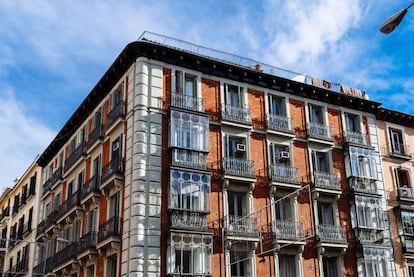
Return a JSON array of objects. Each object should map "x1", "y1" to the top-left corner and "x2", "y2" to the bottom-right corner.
[
  {"x1": 0, "y1": 159, "x2": 40, "y2": 276},
  {"x1": 377, "y1": 108, "x2": 414, "y2": 277},
  {"x1": 9, "y1": 31, "x2": 396, "y2": 277}
]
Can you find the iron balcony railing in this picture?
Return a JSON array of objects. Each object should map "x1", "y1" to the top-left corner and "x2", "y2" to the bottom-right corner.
[
  {"x1": 226, "y1": 215, "x2": 259, "y2": 238},
  {"x1": 358, "y1": 229, "x2": 387, "y2": 244},
  {"x1": 0, "y1": 206, "x2": 10, "y2": 222},
  {"x1": 273, "y1": 220, "x2": 305, "y2": 241},
  {"x1": 81, "y1": 175, "x2": 101, "y2": 199},
  {"x1": 57, "y1": 191, "x2": 81, "y2": 219},
  {"x1": 389, "y1": 143, "x2": 412, "y2": 159},
  {"x1": 33, "y1": 256, "x2": 55, "y2": 275},
  {"x1": 170, "y1": 211, "x2": 209, "y2": 231},
  {"x1": 398, "y1": 187, "x2": 414, "y2": 200},
  {"x1": 171, "y1": 148, "x2": 207, "y2": 169},
  {"x1": 107, "y1": 100, "x2": 125, "y2": 129},
  {"x1": 64, "y1": 142, "x2": 87, "y2": 172},
  {"x1": 308, "y1": 122, "x2": 333, "y2": 141},
  {"x1": 317, "y1": 224, "x2": 347, "y2": 243},
  {"x1": 344, "y1": 131, "x2": 369, "y2": 145},
  {"x1": 87, "y1": 124, "x2": 104, "y2": 149},
  {"x1": 313, "y1": 171, "x2": 341, "y2": 191},
  {"x1": 269, "y1": 164, "x2": 300, "y2": 184},
  {"x1": 266, "y1": 114, "x2": 294, "y2": 134},
  {"x1": 54, "y1": 242, "x2": 79, "y2": 268},
  {"x1": 350, "y1": 177, "x2": 377, "y2": 194},
  {"x1": 221, "y1": 157, "x2": 256, "y2": 178},
  {"x1": 98, "y1": 216, "x2": 121, "y2": 242},
  {"x1": 171, "y1": 92, "x2": 204, "y2": 112},
  {"x1": 403, "y1": 237, "x2": 414, "y2": 253},
  {"x1": 36, "y1": 210, "x2": 58, "y2": 236},
  {"x1": 79, "y1": 231, "x2": 98, "y2": 253},
  {"x1": 42, "y1": 167, "x2": 62, "y2": 195},
  {"x1": 221, "y1": 104, "x2": 252, "y2": 125},
  {"x1": 102, "y1": 158, "x2": 124, "y2": 183}
]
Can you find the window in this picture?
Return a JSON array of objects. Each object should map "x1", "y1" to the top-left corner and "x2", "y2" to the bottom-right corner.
[
  {"x1": 278, "y1": 255, "x2": 297, "y2": 277},
  {"x1": 170, "y1": 170, "x2": 210, "y2": 212},
  {"x1": 408, "y1": 265, "x2": 414, "y2": 277},
  {"x1": 54, "y1": 192, "x2": 61, "y2": 211},
  {"x1": 396, "y1": 168, "x2": 411, "y2": 188},
  {"x1": 269, "y1": 143, "x2": 290, "y2": 166},
  {"x1": 401, "y1": 211, "x2": 414, "y2": 235},
  {"x1": 93, "y1": 155, "x2": 101, "y2": 177},
  {"x1": 106, "y1": 255, "x2": 117, "y2": 277},
  {"x1": 309, "y1": 104, "x2": 324, "y2": 124},
  {"x1": 170, "y1": 110, "x2": 209, "y2": 151},
  {"x1": 323, "y1": 257, "x2": 339, "y2": 277},
  {"x1": 389, "y1": 128, "x2": 406, "y2": 155},
  {"x1": 225, "y1": 84, "x2": 243, "y2": 107},
  {"x1": 355, "y1": 196, "x2": 385, "y2": 229},
  {"x1": 269, "y1": 95, "x2": 286, "y2": 116},
  {"x1": 175, "y1": 71, "x2": 197, "y2": 97},
  {"x1": 349, "y1": 146, "x2": 377, "y2": 179},
  {"x1": 28, "y1": 208, "x2": 33, "y2": 232},
  {"x1": 365, "y1": 256, "x2": 387, "y2": 277},
  {"x1": 275, "y1": 196, "x2": 293, "y2": 221},
  {"x1": 67, "y1": 180, "x2": 74, "y2": 197},
  {"x1": 318, "y1": 203, "x2": 334, "y2": 225},
  {"x1": 345, "y1": 113, "x2": 361, "y2": 132},
  {"x1": 86, "y1": 265, "x2": 95, "y2": 277},
  {"x1": 85, "y1": 208, "x2": 98, "y2": 233},
  {"x1": 311, "y1": 150, "x2": 329, "y2": 172},
  {"x1": 228, "y1": 192, "x2": 248, "y2": 217},
  {"x1": 168, "y1": 233, "x2": 212, "y2": 275},
  {"x1": 92, "y1": 109, "x2": 102, "y2": 130},
  {"x1": 110, "y1": 86, "x2": 124, "y2": 110},
  {"x1": 109, "y1": 192, "x2": 120, "y2": 218},
  {"x1": 225, "y1": 135, "x2": 246, "y2": 159}
]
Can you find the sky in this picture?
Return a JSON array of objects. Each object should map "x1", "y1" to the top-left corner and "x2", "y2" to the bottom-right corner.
[{"x1": 0, "y1": 0, "x2": 413, "y2": 190}]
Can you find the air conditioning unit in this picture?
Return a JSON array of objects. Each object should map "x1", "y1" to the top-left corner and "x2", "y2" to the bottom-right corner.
[
  {"x1": 236, "y1": 144, "x2": 246, "y2": 152},
  {"x1": 113, "y1": 142, "x2": 120, "y2": 151},
  {"x1": 279, "y1": 151, "x2": 290, "y2": 159}
]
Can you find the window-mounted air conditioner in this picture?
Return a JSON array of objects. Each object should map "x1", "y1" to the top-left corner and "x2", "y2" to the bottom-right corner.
[
  {"x1": 113, "y1": 141, "x2": 120, "y2": 151},
  {"x1": 279, "y1": 151, "x2": 290, "y2": 159},
  {"x1": 236, "y1": 144, "x2": 246, "y2": 152}
]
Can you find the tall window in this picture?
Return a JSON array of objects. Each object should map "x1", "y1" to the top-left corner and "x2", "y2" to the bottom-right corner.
[
  {"x1": 110, "y1": 86, "x2": 124, "y2": 110},
  {"x1": 396, "y1": 168, "x2": 411, "y2": 188},
  {"x1": 168, "y1": 233, "x2": 212, "y2": 275},
  {"x1": 365, "y1": 256, "x2": 386, "y2": 277},
  {"x1": 323, "y1": 257, "x2": 339, "y2": 277},
  {"x1": 85, "y1": 208, "x2": 98, "y2": 233},
  {"x1": 389, "y1": 128, "x2": 405, "y2": 155},
  {"x1": 170, "y1": 111, "x2": 209, "y2": 151},
  {"x1": 228, "y1": 192, "x2": 248, "y2": 218},
  {"x1": 355, "y1": 196, "x2": 385, "y2": 229},
  {"x1": 230, "y1": 250, "x2": 250, "y2": 277},
  {"x1": 408, "y1": 265, "x2": 414, "y2": 277},
  {"x1": 269, "y1": 95, "x2": 286, "y2": 116},
  {"x1": 349, "y1": 146, "x2": 377, "y2": 179},
  {"x1": 225, "y1": 84, "x2": 242, "y2": 107},
  {"x1": 401, "y1": 211, "x2": 414, "y2": 235},
  {"x1": 86, "y1": 265, "x2": 95, "y2": 277},
  {"x1": 170, "y1": 170, "x2": 210, "y2": 212},
  {"x1": 275, "y1": 196, "x2": 293, "y2": 221},
  {"x1": 345, "y1": 113, "x2": 360, "y2": 132},
  {"x1": 106, "y1": 255, "x2": 117, "y2": 277},
  {"x1": 225, "y1": 136, "x2": 246, "y2": 159},
  {"x1": 311, "y1": 150, "x2": 329, "y2": 172},
  {"x1": 175, "y1": 71, "x2": 197, "y2": 97},
  {"x1": 309, "y1": 104, "x2": 324, "y2": 124},
  {"x1": 269, "y1": 143, "x2": 290, "y2": 166},
  {"x1": 93, "y1": 155, "x2": 101, "y2": 178},
  {"x1": 109, "y1": 192, "x2": 120, "y2": 218},
  {"x1": 318, "y1": 203, "x2": 334, "y2": 225},
  {"x1": 279, "y1": 255, "x2": 297, "y2": 277}
]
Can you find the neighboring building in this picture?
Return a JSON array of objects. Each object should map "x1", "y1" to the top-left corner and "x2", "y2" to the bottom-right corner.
[
  {"x1": 0, "y1": 159, "x2": 40, "y2": 276},
  {"x1": 0, "y1": 31, "x2": 402, "y2": 277},
  {"x1": 377, "y1": 108, "x2": 414, "y2": 277}
]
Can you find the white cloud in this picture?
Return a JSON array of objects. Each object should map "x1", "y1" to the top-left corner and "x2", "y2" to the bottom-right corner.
[{"x1": 0, "y1": 89, "x2": 55, "y2": 188}]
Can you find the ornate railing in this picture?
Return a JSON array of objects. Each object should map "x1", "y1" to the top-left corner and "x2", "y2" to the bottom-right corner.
[
  {"x1": 170, "y1": 211, "x2": 208, "y2": 231},
  {"x1": 398, "y1": 187, "x2": 414, "y2": 200},
  {"x1": 313, "y1": 171, "x2": 341, "y2": 190},
  {"x1": 87, "y1": 124, "x2": 104, "y2": 149},
  {"x1": 57, "y1": 191, "x2": 81, "y2": 219},
  {"x1": 54, "y1": 242, "x2": 79, "y2": 267},
  {"x1": 171, "y1": 148, "x2": 207, "y2": 169},
  {"x1": 318, "y1": 224, "x2": 346, "y2": 243},
  {"x1": 107, "y1": 101, "x2": 125, "y2": 129},
  {"x1": 98, "y1": 216, "x2": 121, "y2": 242},
  {"x1": 308, "y1": 122, "x2": 333, "y2": 141},
  {"x1": 64, "y1": 143, "x2": 87, "y2": 172},
  {"x1": 101, "y1": 158, "x2": 124, "y2": 183},
  {"x1": 350, "y1": 177, "x2": 377, "y2": 194},
  {"x1": 42, "y1": 167, "x2": 62, "y2": 194},
  {"x1": 269, "y1": 164, "x2": 299, "y2": 184},
  {"x1": 171, "y1": 93, "x2": 204, "y2": 112},
  {"x1": 274, "y1": 220, "x2": 305, "y2": 240},
  {"x1": 36, "y1": 210, "x2": 58, "y2": 236},
  {"x1": 344, "y1": 131, "x2": 369, "y2": 145},
  {"x1": 226, "y1": 215, "x2": 259, "y2": 238},
  {"x1": 221, "y1": 157, "x2": 255, "y2": 178},
  {"x1": 79, "y1": 231, "x2": 98, "y2": 253},
  {"x1": 81, "y1": 175, "x2": 101, "y2": 199},
  {"x1": 221, "y1": 104, "x2": 251, "y2": 125},
  {"x1": 266, "y1": 114, "x2": 294, "y2": 133}
]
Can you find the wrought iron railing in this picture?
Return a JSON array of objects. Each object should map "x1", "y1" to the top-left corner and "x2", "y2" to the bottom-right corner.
[
  {"x1": 36, "y1": 210, "x2": 58, "y2": 236},
  {"x1": 266, "y1": 114, "x2": 294, "y2": 133},
  {"x1": 171, "y1": 93, "x2": 204, "y2": 112},
  {"x1": 221, "y1": 104, "x2": 252, "y2": 125},
  {"x1": 313, "y1": 171, "x2": 341, "y2": 190},
  {"x1": 269, "y1": 164, "x2": 299, "y2": 184},
  {"x1": 170, "y1": 211, "x2": 208, "y2": 231},
  {"x1": 87, "y1": 124, "x2": 104, "y2": 149},
  {"x1": 42, "y1": 167, "x2": 62, "y2": 195},
  {"x1": 57, "y1": 191, "x2": 81, "y2": 219},
  {"x1": 226, "y1": 215, "x2": 259, "y2": 238},
  {"x1": 171, "y1": 148, "x2": 207, "y2": 169},
  {"x1": 221, "y1": 157, "x2": 255, "y2": 178},
  {"x1": 64, "y1": 143, "x2": 87, "y2": 172},
  {"x1": 317, "y1": 224, "x2": 346, "y2": 243},
  {"x1": 107, "y1": 101, "x2": 125, "y2": 129},
  {"x1": 101, "y1": 158, "x2": 124, "y2": 183},
  {"x1": 274, "y1": 220, "x2": 305, "y2": 240},
  {"x1": 81, "y1": 175, "x2": 101, "y2": 199},
  {"x1": 54, "y1": 242, "x2": 79, "y2": 267},
  {"x1": 79, "y1": 231, "x2": 98, "y2": 253},
  {"x1": 358, "y1": 229, "x2": 387, "y2": 244},
  {"x1": 350, "y1": 177, "x2": 377, "y2": 194},
  {"x1": 98, "y1": 216, "x2": 121, "y2": 242},
  {"x1": 308, "y1": 122, "x2": 333, "y2": 141},
  {"x1": 344, "y1": 131, "x2": 369, "y2": 145}
]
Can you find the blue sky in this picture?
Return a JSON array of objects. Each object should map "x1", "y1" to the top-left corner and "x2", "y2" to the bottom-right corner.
[{"x1": 0, "y1": 0, "x2": 413, "y2": 189}]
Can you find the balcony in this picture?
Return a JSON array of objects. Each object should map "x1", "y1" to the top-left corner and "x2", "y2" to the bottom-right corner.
[
  {"x1": 266, "y1": 114, "x2": 295, "y2": 135},
  {"x1": 0, "y1": 206, "x2": 10, "y2": 224},
  {"x1": 357, "y1": 229, "x2": 387, "y2": 245},
  {"x1": 81, "y1": 175, "x2": 101, "y2": 207},
  {"x1": 100, "y1": 158, "x2": 124, "y2": 196},
  {"x1": 317, "y1": 224, "x2": 347, "y2": 244},
  {"x1": 398, "y1": 187, "x2": 414, "y2": 202},
  {"x1": 344, "y1": 131, "x2": 370, "y2": 146},
  {"x1": 170, "y1": 211, "x2": 209, "y2": 232},
  {"x1": 307, "y1": 122, "x2": 334, "y2": 143},
  {"x1": 269, "y1": 164, "x2": 300, "y2": 186},
  {"x1": 225, "y1": 215, "x2": 260, "y2": 240},
  {"x1": 171, "y1": 92, "x2": 204, "y2": 112},
  {"x1": 54, "y1": 242, "x2": 79, "y2": 271},
  {"x1": 221, "y1": 104, "x2": 252, "y2": 126},
  {"x1": 221, "y1": 157, "x2": 256, "y2": 179},
  {"x1": 87, "y1": 124, "x2": 104, "y2": 150},
  {"x1": 42, "y1": 167, "x2": 62, "y2": 196},
  {"x1": 171, "y1": 148, "x2": 207, "y2": 170},
  {"x1": 273, "y1": 220, "x2": 305, "y2": 242},
  {"x1": 78, "y1": 231, "x2": 98, "y2": 260},
  {"x1": 313, "y1": 171, "x2": 341, "y2": 193},
  {"x1": 64, "y1": 142, "x2": 87, "y2": 173},
  {"x1": 33, "y1": 256, "x2": 55, "y2": 276},
  {"x1": 56, "y1": 191, "x2": 82, "y2": 224},
  {"x1": 36, "y1": 210, "x2": 58, "y2": 237},
  {"x1": 97, "y1": 216, "x2": 121, "y2": 255},
  {"x1": 350, "y1": 177, "x2": 378, "y2": 195},
  {"x1": 389, "y1": 144, "x2": 412, "y2": 160},
  {"x1": 107, "y1": 100, "x2": 125, "y2": 130}
]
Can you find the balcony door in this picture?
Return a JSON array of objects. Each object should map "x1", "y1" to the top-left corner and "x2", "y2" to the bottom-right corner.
[
  {"x1": 312, "y1": 150, "x2": 329, "y2": 173},
  {"x1": 225, "y1": 84, "x2": 242, "y2": 107},
  {"x1": 309, "y1": 104, "x2": 324, "y2": 124},
  {"x1": 226, "y1": 136, "x2": 246, "y2": 159},
  {"x1": 269, "y1": 95, "x2": 285, "y2": 116},
  {"x1": 318, "y1": 202, "x2": 334, "y2": 225}
]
